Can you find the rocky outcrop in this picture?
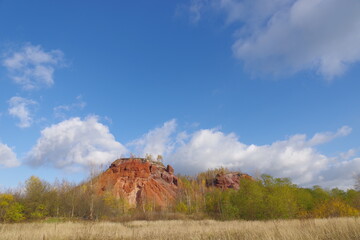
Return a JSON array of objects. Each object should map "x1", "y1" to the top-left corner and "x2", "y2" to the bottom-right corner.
[
  {"x1": 209, "y1": 172, "x2": 254, "y2": 190},
  {"x1": 96, "y1": 158, "x2": 178, "y2": 208}
]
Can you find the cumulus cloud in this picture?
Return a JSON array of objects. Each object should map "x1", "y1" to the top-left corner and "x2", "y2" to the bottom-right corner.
[
  {"x1": 169, "y1": 129, "x2": 331, "y2": 185},
  {"x1": 26, "y1": 116, "x2": 127, "y2": 170},
  {"x1": 22, "y1": 116, "x2": 359, "y2": 187},
  {"x1": 128, "y1": 120, "x2": 357, "y2": 187},
  {"x1": 0, "y1": 143, "x2": 20, "y2": 168},
  {"x1": 3, "y1": 43, "x2": 64, "y2": 90},
  {"x1": 8, "y1": 96, "x2": 37, "y2": 128},
  {"x1": 189, "y1": 0, "x2": 360, "y2": 79},
  {"x1": 127, "y1": 119, "x2": 177, "y2": 157}
]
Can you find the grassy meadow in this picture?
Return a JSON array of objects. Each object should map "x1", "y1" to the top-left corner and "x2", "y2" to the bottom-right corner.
[{"x1": 1, "y1": 217, "x2": 360, "y2": 240}]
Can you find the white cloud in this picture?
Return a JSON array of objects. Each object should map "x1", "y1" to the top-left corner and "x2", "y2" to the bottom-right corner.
[
  {"x1": 169, "y1": 129, "x2": 331, "y2": 185},
  {"x1": 22, "y1": 116, "x2": 360, "y2": 188},
  {"x1": 129, "y1": 120, "x2": 357, "y2": 188},
  {"x1": 215, "y1": 0, "x2": 294, "y2": 25},
  {"x1": 188, "y1": 0, "x2": 209, "y2": 23},
  {"x1": 3, "y1": 43, "x2": 64, "y2": 90},
  {"x1": 8, "y1": 96, "x2": 37, "y2": 128},
  {"x1": 0, "y1": 143, "x2": 20, "y2": 168},
  {"x1": 316, "y1": 157, "x2": 360, "y2": 189},
  {"x1": 338, "y1": 149, "x2": 356, "y2": 160},
  {"x1": 127, "y1": 119, "x2": 177, "y2": 157},
  {"x1": 190, "y1": 0, "x2": 360, "y2": 79},
  {"x1": 308, "y1": 126, "x2": 352, "y2": 146},
  {"x1": 53, "y1": 95, "x2": 86, "y2": 119},
  {"x1": 26, "y1": 116, "x2": 127, "y2": 170}
]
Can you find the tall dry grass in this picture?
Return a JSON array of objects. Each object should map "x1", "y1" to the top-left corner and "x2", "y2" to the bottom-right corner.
[{"x1": 0, "y1": 217, "x2": 359, "y2": 240}]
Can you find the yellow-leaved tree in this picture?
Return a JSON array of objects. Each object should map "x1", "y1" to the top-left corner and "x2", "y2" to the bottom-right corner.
[
  {"x1": 312, "y1": 199, "x2": 359, "y2": 218},
  {"x1": 0, "y1": 194, "x2": 24, "y2": 222}
]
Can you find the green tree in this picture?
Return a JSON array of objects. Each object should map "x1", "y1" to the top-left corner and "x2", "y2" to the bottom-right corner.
[
  {"x1": 344, "y1": 189, "x2": 360, "y2": 210},
  {"x1": 23, "y1": 176, "x2": 50, "y2": 219},
  {"x1": 234, "y1": 178, "x2": 266, "y2": 220},
  {"x1": 295, "y1": 188, "x2": 316, "y2": 217},
  {"x1": 175, "y1": 201, "x2": 188, "y2": 213},
  {"x1": 0, "y1": 194, "x2": 24, "y2": 222},
  {"x1": 262, "y1": 176, "x2": 298, "y2": 219}
]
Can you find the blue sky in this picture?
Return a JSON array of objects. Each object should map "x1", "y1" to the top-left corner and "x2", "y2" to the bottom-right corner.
[{"x1": 1, "y1": 0, "x2": 360, "y2": 189}]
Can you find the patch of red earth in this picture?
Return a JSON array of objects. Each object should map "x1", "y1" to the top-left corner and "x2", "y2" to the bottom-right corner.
[
  {"x1": 211, "y1": 172, "x2": 254, "y2": 190},
  {"x1": 96, "y1": 158, "x2": 178, "y2": 208}
]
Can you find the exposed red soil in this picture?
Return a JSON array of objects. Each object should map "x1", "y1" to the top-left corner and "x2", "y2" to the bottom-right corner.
[
  {"x1": 211, "y1": 172, "x2": 254, "y2": 190},
  {"x1": 96, "y1": 158, "x2": 178, "y2": 208}
]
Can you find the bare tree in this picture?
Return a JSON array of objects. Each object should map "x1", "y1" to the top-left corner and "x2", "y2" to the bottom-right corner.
[
  {"x1": 145, "y1": 153, "x2": 154, "y2": 162},
  {"x1": 355, "y1": 174, "x2": 360, "y2": 191},
  {"x1": 157, "y1": 155, "x2": 163, "y2": 163}
]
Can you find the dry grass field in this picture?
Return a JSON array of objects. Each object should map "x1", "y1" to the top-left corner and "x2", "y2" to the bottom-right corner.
[{"x1": 0, "y1": 218, "x2": 360, "y2": 240}]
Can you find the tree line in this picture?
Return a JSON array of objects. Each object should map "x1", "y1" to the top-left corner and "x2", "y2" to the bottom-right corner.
[
  {"x1": 1, "y1": 170, "x2": 360, "y2": 222},
  {"x1": 176, "y1": 172, "x2": 360, "y2": 220}
]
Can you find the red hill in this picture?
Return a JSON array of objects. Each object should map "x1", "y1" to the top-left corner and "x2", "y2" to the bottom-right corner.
[{"x1": 96, "y1": 158, "x2": 178, "y2": 208}]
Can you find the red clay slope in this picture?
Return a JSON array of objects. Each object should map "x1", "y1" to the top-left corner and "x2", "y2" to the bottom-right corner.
[
  {"x1": 96, "y1": 158, "x2": 178, "y2": 208},
  {"x1": 210, "y1": 172, "x2": 254, "y2": 190}
]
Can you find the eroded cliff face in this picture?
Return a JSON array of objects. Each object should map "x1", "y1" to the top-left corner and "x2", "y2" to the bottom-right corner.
[
  {"x1": 96, "y1": 158, "x2": 178, "y2": 208},
  {"x1": 209, "y1": 172, "x2": 254, "y2": 190},
  {"x1": 96, "y1": 158, "x2": 254, "y2": 208}
]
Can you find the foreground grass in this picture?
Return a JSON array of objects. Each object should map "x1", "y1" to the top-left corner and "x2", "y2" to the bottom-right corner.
[{"x1": 0, "y1": 218, "x2": 360, "y2": 240}]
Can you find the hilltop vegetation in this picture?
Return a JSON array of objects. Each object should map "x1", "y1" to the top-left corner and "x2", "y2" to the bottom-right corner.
[{"x1": 1, "y1": 167, "x2": 360, "y2": 223}]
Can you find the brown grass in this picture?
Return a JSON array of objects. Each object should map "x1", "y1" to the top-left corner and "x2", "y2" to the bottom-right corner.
[{"x1": 0, "y1": 217, "x2": 360, "y2": 240}]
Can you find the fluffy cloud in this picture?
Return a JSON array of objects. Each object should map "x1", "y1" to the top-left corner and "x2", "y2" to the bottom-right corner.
[
  {"x1": 0, "y1": 143, "x2": 19, "y2": 168},
  {"x1": 8, "y1": 96, "x2": 37, "y2": 128},
  {"x1": 3, "y1": 43, "x2": 64, "y2": 90},
  {"x1": 127, "y1": 119, "x2": 177, "y2": 157},
  {"x1": 26, "y1": 116, "x2": 127, "y2": 170},
  {"x1": 190, "y1": 0, "x2": 360, "y2": 79},
  {"x1": 317, "y1": 157, "x2": 360, "y2": 189},
  {"x1": 129, "y1": 120, "x2": 357, "y2": 188},
  {"x1": 169, "y1": 128, "x2": 332, "y2": 185},
  {"x1": 22, "y1": 116, "x2": 360, "y2": 188},
  {"x1": 308, "y1": 126, "x2": 352, "y2": 146}
]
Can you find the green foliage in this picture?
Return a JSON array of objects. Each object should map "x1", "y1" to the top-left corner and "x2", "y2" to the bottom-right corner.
[
  {"x1": 311, "y1": 185, "x2": 331, "y2": 203},
  {"x1": 261, "y1": 176, "x2": 298, "y2": 219},
  {"x1": 4, "y1": 202, "x2": 25, "y2": 222},
  {"x1": 1, "y1": 172, "x2": 360, "y2": 222},
  {"x1": 30, "y1": 204, "x2": 48, "y2": 219},
  {"x1": 175, "y1": 202, "x2": 188, "y2": 213},
  {"x1": 22, "y1": 176, "x2": 51, "y2": 219},
  {"x1": 0, "y1": 194, "x2": 25, "y2": 222},
  {"x1": 295, "y1": 188, "x2": 315, "y2": 212},
  {"x1": 200, "y1": 173, "x2": 360, "y2": 220},
  {"x1": 102, "y1": 192, "x2": 128, "y2": 215},
  {"x1": 176, "y1": 175, "x2": 206, "y2": 214},
  {"x1": 344, "y1": 189, "x2": 360, "y2": 209}
]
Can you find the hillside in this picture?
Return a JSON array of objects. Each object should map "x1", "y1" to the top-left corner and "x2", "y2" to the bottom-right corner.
[{"x1": 96, "y1": 158, "x2": 178, "y2": 208}]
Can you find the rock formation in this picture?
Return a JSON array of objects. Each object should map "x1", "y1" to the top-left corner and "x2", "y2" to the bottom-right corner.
[
  {"x1": 209, "y1": 172, "x2": 254, "y2": 190},
  {"x1": 96, "y1": 158, "x2": 178, "y2": 208}
]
